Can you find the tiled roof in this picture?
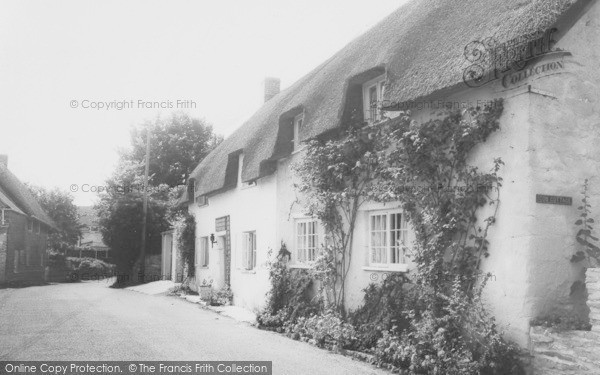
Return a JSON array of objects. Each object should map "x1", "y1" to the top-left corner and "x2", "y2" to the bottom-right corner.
[{"x1": 0, "y1": 163, "x2": 56, "y2": 228}]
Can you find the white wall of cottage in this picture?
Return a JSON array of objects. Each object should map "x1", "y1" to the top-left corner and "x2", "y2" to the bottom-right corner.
[
  {"x1": 184, "y1": 0, "x2": 600, "y2": 348},
  {"x1": 189, "y1": 172, "x2": 277, "y2": 313}
]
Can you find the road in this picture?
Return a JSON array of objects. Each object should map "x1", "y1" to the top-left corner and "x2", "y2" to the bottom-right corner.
[{"x1": 0, "y1": 281, "x2": 388, "y2": 375}]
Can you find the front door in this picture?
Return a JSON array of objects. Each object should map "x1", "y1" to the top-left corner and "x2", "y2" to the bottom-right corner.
[{"x1": 213, "y1": 235, "x2": 227, "y2": 289}]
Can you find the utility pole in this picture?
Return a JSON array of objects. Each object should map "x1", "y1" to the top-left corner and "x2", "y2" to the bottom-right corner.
[{"x1": 139, "y1": 126, "x2": 151, "y2": 281}]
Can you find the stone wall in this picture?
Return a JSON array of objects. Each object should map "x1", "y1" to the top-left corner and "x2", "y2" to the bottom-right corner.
[
  {"x1": 587, "y1": 268, "x2": 600, "y2": 331},
  {"x1": 132, "y1": 254, "x2": 163, "y2": 284},
  {"x1": 531, "y1": 268, "x2": 600, "y2": 374}
]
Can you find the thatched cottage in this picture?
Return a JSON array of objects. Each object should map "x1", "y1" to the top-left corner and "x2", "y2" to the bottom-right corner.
[{"x1": 178, "y1": 0, "x2": 600, "y2": 347}]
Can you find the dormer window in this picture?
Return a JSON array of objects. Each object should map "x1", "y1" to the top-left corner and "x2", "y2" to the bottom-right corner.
[
  {"x1": 362, "y1": 75, "x2": 386, "y2": 124},
  {"x1": 237, "y1": 153, "x2": 244, "y2": 188},
  {"x1": 292, "y1": 113, "x2": 304, "y2": 152}
]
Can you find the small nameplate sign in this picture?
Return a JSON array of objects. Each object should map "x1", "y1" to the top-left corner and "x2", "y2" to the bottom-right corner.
[
  {"x1": 536, "y1": 194, "x2": 572, "y2": 205},
  {"x1": 215, "y1": 216, "x2": 228, "y2": 232}
]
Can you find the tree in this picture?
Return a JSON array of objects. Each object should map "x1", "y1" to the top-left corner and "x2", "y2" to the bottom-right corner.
[
  {"x1": 97, "y1": 112, "x2": 221, "y2": 283},
  {"x1": 27, "y1": 185, "x2": 81, "y2": 249},
  {"x1": 127, "y1": 112, "x2": 223, "y2": 187},
  {"x1": 96, "y1": 192, "x2": 170, "y2": 277}
]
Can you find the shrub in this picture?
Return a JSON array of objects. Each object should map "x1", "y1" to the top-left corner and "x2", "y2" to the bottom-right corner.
[
  {"x1": 209, "y1": 287, "x2": 233, "y2": 306},
  {"x1": 286, "y1": 311, "x2": 357, "y2": 351},
  {"x1": 175, "y1": 212, "x2": 196, "y2": 278},
  {"x1": 67, "y1": 257, "x2": 115, "y2": 280},
  {"x1": 349, "y1": 274, "x2": 417, "y2": 351},
  {"x1": 257, "y1": 244, "x2": 320, "y2": 328},
  {"x1": 373, "y1": 283, "x2": 524, "y2": 375}
]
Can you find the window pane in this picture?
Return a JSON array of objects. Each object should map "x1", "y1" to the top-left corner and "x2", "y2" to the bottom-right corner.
[
  {"x1": 252, "y1": 232, "x2": 257, "y2": 268},
  {"x1": 203, "y1": 237, "x2": 209, "y2": 266},
  {"x1": 389, "y1": 213, "x2": 405, "y2": 264},
  {"x1": 370, "y1": 214, "x2": 389, "y2": 264},
  {"x1": 369, "y1": 85, "x2": 377, "y2": 104}
]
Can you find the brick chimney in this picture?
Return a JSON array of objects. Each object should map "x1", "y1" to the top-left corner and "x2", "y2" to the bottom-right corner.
[
  {"x1": 263, "y1": 77, "x2": 280, "y2": 103},
  {"x1": 0, "y1": 155, "x2": 7, "y2": 168}
]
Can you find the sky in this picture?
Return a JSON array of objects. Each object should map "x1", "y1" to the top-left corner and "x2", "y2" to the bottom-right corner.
[{"x1": 0, "y1": 0, "x2": 406, "y2": 206}]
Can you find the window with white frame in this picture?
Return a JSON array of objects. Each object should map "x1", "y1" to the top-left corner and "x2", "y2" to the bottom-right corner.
[
  {"x1": 362, "y1": 76, "x2": 386, "y2": 124},
  {"x1": 292, "y1": 114, "x2": 304, "y2": 151},
  {"x1": 27, "y1": 219, "x2": 33, "y2": 232},
  {"x1": 295, "y1": 218, "x2": 319, "y2": 264},
  {"x1": 197, "y1": 236, "x2": 209, "y2": 268},
  {"x1": 242, "y1": 231, "x2": 257, "y2": 270},
  {"x1": 368, "y1": 210, "x2": 408, "y2": 268},
  {"x1": 195, "y1": 195, "x2": 208, "y2": 207}
]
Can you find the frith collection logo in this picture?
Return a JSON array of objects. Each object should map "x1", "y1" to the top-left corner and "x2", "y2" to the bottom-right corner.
[
  {"x1": 501, "y1": 59, "x2": 566, "y2": 88},
  {"x1": 462, "y1": 28, "x2": 568, "y2": 88}
]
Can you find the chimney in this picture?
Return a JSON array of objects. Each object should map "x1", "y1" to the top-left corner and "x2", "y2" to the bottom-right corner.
[
  {"x1": 0, "y1": 155, "x2": 7, "y2": 168},
  {"x1": 263, "y1": 77, "x2": 280, "y2": 103}
]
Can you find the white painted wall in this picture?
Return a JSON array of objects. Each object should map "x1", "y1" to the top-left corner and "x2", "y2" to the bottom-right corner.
[
  {"x1": 186, "y1": 1, "x2": 600, "y2": 348},
  {"x1": 188, "y1": 170, "x2": 277, "y2": 312}
]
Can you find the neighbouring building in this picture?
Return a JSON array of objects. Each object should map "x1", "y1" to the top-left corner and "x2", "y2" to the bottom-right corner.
[
  {"x1": 75, "y1": 206, "x2": 110, "y2": 260},
  {"x1": 0, "y1": 155, "x2": 56, "y2": 284},
  {"x1": 178, "y1": 0, "x2": 600, "y2": 348}
]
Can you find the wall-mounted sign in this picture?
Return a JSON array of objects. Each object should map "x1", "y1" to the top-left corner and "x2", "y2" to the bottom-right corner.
[
  {"x1": 536, "y1": 194, "x2": 572, "y2": 205},
  {"x1": 215, "y1": 216, "x2": 228, "y2": 232},
  {"x1": 462, "y1": 27, "x2": 564, "y2": 88},
  {"x1": 501, "y1": 57, "x2": 567, "y2": 88}
]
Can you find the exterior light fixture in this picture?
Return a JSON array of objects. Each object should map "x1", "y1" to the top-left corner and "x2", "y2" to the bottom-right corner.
[{"x1": 210, "y1": 233, "x2": 217, "y2": 248}]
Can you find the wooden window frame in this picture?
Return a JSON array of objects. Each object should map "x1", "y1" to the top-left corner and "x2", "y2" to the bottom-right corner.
[
  {"x1": 242, "y1": 231, "x2": 257, "y2": 271},
  {"x1": 295, "y1": 218, "x2": 319, "y2": 265},
  {"x1": 362, "y1": 75, "x2": 386, "y2": 124},
  {"x1": 368, "y1": 209, "x2": 409, "y2": 270},
  {"x1": 292, "y1": 114, "x2": 304, "y2": 152}
]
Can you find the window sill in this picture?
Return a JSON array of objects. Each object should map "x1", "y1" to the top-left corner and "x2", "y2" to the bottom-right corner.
[
  {"x1": 289, "y1": 264, "x2": 313, "y2": 269},
  {"x1": 362, "y1": 265, "x2": 409, "y2": 273},
  {"x1": 291, "y1": 147, "x2": 306, "y2": 155},
  {"x1": 238, "y1": 269, "x2": 256, "y2": 274}
]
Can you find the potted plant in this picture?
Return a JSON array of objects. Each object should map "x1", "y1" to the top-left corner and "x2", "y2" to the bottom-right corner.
[{"x1": 199, "y1": 278, "x2": 213, "y2": 300}]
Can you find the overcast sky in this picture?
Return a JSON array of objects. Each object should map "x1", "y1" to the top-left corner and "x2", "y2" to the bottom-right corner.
[{"x1": 0, "y1": 0, "x2": 405, "y2": 206}]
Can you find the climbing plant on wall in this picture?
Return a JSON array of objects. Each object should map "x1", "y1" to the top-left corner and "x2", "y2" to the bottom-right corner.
[
  {"x1": 293, "y1": 110, "x2": 390, "y2": 311},
  {"x1": 294, "y1": 101, "x2": 505, "y2": 305},
  {"x1": 175, "y1": 212, "x2": 196, "y2": 278},
  {"x1": 571, "y1": 179, "x2": 600, "y2": 267},
  {"x1": 290, "y1": 99, "x2": 523, "y2": 373}
]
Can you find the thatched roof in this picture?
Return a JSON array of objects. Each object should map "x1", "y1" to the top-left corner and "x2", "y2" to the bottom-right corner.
[
  {"x1": 0, "y1": 163, "x2": 56, "y2": 229},
  {"x1": 189, "y1": 0, "x2": 583, "y2": 198}
]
